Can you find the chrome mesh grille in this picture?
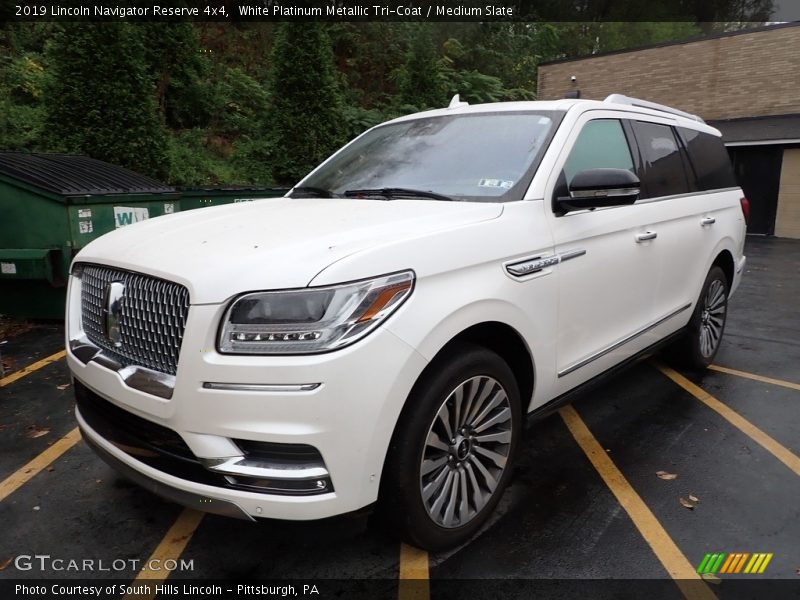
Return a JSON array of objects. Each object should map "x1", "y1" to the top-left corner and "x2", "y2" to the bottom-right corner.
[{"x1": 80, "y1": 264, "x2": 190, "y2": 375}]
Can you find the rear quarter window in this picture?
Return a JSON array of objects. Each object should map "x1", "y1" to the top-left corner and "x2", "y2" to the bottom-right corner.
[{"x1": 679, "y1": 128, "x2": 738, "y2": 191}]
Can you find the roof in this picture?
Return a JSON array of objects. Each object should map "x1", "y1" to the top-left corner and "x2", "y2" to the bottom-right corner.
[
  {"x1": 709, "y1": 114, "x2": 800, "y2": 145},
  {"x1": 0, "y1": 152, "x2": 174, "y2": 196},
  {"x1": 383, "y1": 99, "x2": 579, "y2": 125},
  {"x1": 383, "y1": 97, "x2": 720, "y2": 135},
  {"x1": 539, "y1": 22, "x2": 800, "y2": 67}
]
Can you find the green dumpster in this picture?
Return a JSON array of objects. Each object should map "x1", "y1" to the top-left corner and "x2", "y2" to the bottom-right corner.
[
  {"x1": 0, "y1": 152, "x2": 179, "y2": 319},
  {"x1": 179, "y1": 186, "x2": 288, "y2": 211}
]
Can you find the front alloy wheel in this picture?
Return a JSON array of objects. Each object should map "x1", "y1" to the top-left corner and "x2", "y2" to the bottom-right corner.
[
  {"x1": 381, "y1": 343, "x2": 521, "y2": 551},
  {"x1": 420, "y1": 376, "x2": 513, "y2": 528}
]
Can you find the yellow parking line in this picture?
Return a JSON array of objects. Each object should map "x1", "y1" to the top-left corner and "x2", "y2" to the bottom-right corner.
[
  {"x1": 0, "y1": 427, "x2": 82, "y2": 503},
  {"x1": 0, "y1": 350, "x2": 66, "y2": 387},
  {"x1": 655, "y1": 363, "x2": 800, "y2": 477},
  {"x1": 398, "y1": 543, "x2": 429, "y2": 600},
  {"x1": 124, "y1": 509, "x2": 205, "y2": 600},
  {"x1": 709, "y1": 364, "x2": 800, "y2": 392},
  {"x1": 559, "y1": 405, "x2": 716, "y2": 600}
]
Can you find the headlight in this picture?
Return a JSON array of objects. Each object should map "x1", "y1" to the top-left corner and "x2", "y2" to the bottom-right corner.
[{"x1": 218, "y1": 271, "x2": 414, "y2": 354}]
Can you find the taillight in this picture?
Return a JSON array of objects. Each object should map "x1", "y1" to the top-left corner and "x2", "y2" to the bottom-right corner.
[{"x1": 740, "y1": 197, "x2": 750, "y2": 226}]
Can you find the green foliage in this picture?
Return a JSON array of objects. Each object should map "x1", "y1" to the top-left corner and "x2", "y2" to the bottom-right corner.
[
  {"x1": 341, "y1": 105, "x2": 390, "y2": 142},
  {"x1": 142, "y1": 23, "x2": 213, "y2": 130},
  {"x1": 0, "y1": 98, "x2": 42, "y2": 151},
  {"x1": 593, "y1": 22, "x2": 703, "y2": 53},
  {"x1": 6, "y1": 53, "x2": 46, "y2": 102},
  {"x1": 211, "y1": 66, "x2": 270, "y2": 137},
  {"x1": 166, "y1": 129, "x2": 235, "y2": 186},
  {"x1": 398, "y1": 24, "x2": 446, "y2": 109},
  {"x1": 42, "y1": 24, "x2": 170, "y2": 179},
  {"x1": 0, "y1": 20, "x2": 768, "y2": 186},
  {"x1": 264, "y1": 23, "x2": 347, "y2": 186},
  {"x1": 229, "y1": 136, "x2": 274, "y2": 185}
]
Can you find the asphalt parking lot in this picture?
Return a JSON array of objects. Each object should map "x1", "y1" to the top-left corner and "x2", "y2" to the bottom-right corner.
[{"x1": 1, "y1": 236, "x2": 798, "y2": 600}]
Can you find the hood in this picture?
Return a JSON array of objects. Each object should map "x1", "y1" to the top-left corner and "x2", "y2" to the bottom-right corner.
[{"x1": 74, "y1": 197, "x2": 503, "y2": 303}]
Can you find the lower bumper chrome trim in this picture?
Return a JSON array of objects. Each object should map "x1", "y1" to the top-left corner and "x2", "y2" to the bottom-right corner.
[
  {"x1": 201, "y1": 456, "x2": 329, "y2": 481},
  {"x1": 202, "y1": 382, "x2": 321, "y2": 392}
]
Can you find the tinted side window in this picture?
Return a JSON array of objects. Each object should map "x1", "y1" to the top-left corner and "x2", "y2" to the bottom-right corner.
[
  {"x1": 564, "y1": 119, "x2": 634, "y2": 185},
  {"x1": 631, "y1": 121, "x2": 689, "y2": 198},
  {"x1": 679, "y1": 128, "x2": 738, "y2": 191}
]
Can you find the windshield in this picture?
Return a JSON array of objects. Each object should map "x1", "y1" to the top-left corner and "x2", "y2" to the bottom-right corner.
[{"x1": 293, "y1": 111, "x2": 563, "y2": 202}]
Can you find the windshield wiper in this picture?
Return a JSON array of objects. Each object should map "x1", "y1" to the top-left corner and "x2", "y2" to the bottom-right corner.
[
  {"x1": 289, "y1": 186, "x2": 340, "y2": 198},
  {"x1": 344, "y1": 187, "x2": 455, "y2": 201}
]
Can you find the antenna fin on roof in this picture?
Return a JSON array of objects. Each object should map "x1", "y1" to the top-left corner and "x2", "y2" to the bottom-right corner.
[{"x1": 448, "y1": 94, "x2": 469, "y2": 109}]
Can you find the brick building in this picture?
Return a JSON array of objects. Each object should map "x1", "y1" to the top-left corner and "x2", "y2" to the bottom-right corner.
[{"x1": 538, "y1": 22, "x2": 800, "y2": 237}]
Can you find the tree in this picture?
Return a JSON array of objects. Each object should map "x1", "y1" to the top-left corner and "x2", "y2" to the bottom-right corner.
[
  {"x1": 399, "y1": 24, "x2": 445, "y2": 109},
  {"x1": 265, "y1": 23, "x2": 346, "y2": 186},
  {"x1": 43, "y1": 24, "x2": 169, "y2": 179}
]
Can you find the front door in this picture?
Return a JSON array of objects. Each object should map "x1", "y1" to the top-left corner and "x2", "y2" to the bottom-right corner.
[{"x1": 545, "y1": 112, "x2": 660, "y2": 392}]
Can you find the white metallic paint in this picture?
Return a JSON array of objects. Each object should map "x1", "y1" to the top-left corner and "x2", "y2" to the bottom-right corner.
[{"x1": 67, "y1": 98, "x2": 747, "y2": 521}]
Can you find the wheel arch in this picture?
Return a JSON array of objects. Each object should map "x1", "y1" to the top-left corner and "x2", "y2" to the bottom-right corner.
[
  {"x1": 712, "y1": 248, "x2": 735, "y2": 292},
  {"x1": 385, "y1": 320, "x2": 536, "y2": 450},
  {"x1": 431, "y1": 322, "x2": 535, "y2": 410}
]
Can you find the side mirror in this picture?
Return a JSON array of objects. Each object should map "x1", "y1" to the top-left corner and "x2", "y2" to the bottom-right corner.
[{"x1": 557, "y1": 168, "x2": 640, "y2": 213}]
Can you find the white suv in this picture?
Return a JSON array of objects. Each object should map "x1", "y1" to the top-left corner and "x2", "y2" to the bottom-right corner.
[{"x1": 66, "y1": 95, "x2": 747, "y2": 550}]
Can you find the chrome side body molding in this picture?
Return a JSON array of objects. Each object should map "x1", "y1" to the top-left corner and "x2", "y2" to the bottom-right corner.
[{"x1": 558, "y1": 302, "x2": 693, "y2": 378}]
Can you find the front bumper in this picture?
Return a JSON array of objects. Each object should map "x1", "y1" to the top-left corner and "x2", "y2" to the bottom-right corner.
[
  {"x1": 67, "y1": 298, "x2": 428, "y2": 521},
  {"x1": 79, "y1": 413, "x2": 254, "y2": 521}
]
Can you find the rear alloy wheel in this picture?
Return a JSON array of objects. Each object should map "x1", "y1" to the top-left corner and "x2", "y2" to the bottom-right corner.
[
  {"x1": 664, "y1": 265, "x2": 729, "y2": 369},
  {"x1": 699, "y1": 278, "x2": 727, "y2": 359},
  {"x1": 381, "y1": 344, "x2": 521, "y2": 551}
]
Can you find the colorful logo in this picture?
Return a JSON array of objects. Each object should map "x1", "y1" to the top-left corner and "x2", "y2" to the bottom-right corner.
[{"x1": 697, "y1": 552, "x2": 773, "y2": 575}]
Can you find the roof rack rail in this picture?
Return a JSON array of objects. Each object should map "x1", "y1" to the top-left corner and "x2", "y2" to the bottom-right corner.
[{"x1": 604, "y1": 94, "x2": 704, "y2": 123}]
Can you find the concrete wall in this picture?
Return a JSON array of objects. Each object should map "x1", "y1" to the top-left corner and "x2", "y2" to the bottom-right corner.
[
  {"x1": 537, "y1": 25, "x2": 800, "y2": 121},
  {"x1": 775, "y1": 149, "x2": 800, "y2": 239}
]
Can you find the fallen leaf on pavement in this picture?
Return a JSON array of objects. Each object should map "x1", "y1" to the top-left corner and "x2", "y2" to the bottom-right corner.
[
  {"x1": 0, "y1": 557, "x2": 12, "y2": 571},
  {"x1": 26, "y1": 426, "x2": 50, "y2": 439},
  {"x1": 689, "y1": 494, "x2": 700, "y2": 503},
  {"x1": 656, "y1": 471, "x2": 678, "y2": 480},
  {"x1": 679, "y1": 497, "x2": 696, "y2": 510}
]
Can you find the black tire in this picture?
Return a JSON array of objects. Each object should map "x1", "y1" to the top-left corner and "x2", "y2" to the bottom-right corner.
[
  {"x1": 663, "y1": 265, "x2": 729, "y2": 370},
  {"x1": 380, "y1": 343, "x2": 522, "y2": 551}
]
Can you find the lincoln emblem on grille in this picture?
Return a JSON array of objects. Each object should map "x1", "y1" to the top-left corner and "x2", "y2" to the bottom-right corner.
[{"x1": 103, "y1": 281, "x2": 125, "y2": 347}]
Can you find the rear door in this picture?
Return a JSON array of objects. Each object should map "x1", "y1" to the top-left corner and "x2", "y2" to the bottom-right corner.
[
  {"x1": 631, "y1": 120, "x2": 740, "y2": 325},
  {"x1": 627, "y1": 118, "x2": 700, "y2": 325}
]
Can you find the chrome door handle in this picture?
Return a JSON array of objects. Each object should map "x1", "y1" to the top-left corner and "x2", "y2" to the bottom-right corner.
[
  {"x1": 701, "y1": 217, "x2": 716, "y2": 226},
  {"x1": 635, "y1": 231, "x2": 657, "y2": 243}
]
